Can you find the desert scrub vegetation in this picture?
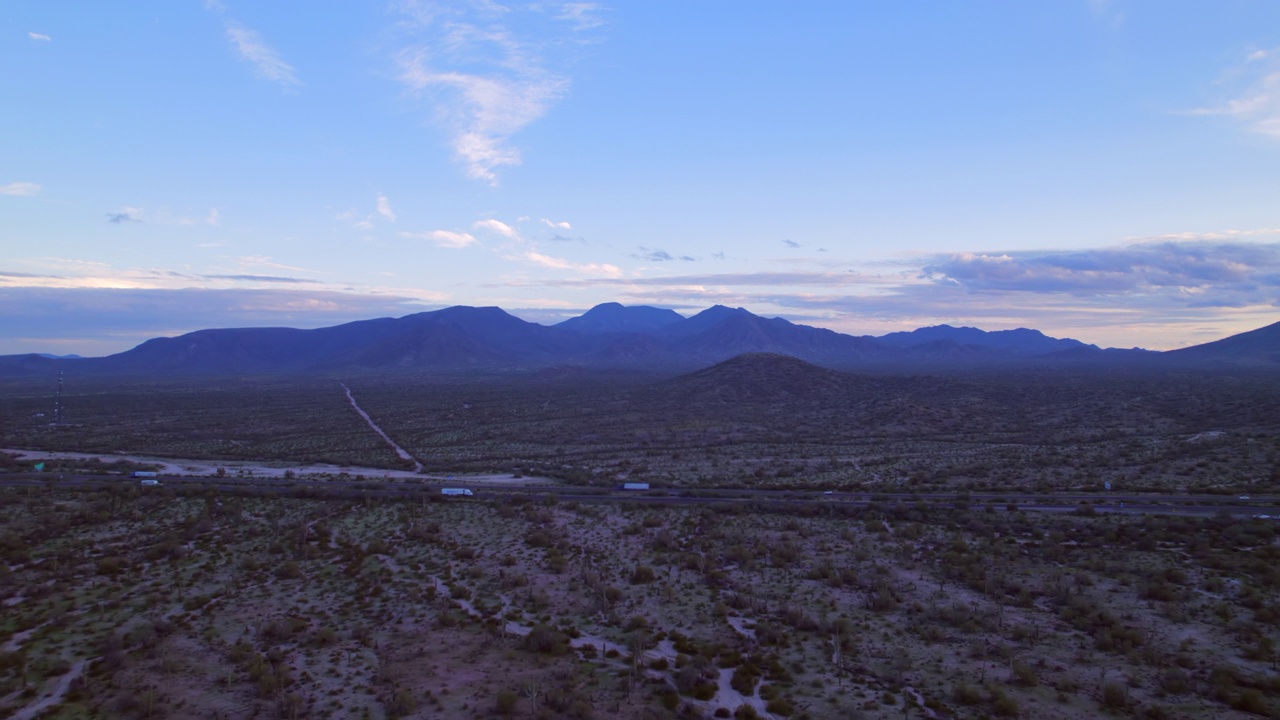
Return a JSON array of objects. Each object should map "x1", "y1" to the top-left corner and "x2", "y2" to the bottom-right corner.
[
  {"x1": 0, "y1": 376, "x2": 410, "y2": 469},
  {"x1": 6, "y1": 368, "x2": 1280, "y2": 496},
  {"x1": 1, "y1": 483, "x2": 1277, "y2": 719}
]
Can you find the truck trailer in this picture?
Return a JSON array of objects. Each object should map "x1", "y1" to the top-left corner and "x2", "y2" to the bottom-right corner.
[{"x1": 441, "y1": 488, "x2": 474, "y2": 496}]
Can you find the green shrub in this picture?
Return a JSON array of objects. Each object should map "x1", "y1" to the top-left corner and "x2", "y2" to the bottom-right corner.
[
  {"x1": 1102, "y1": 681, "x2": 1128, "y2": 709},
  {"x1": 522, "y1": 624, "x2": 568, "y2": 655},
  {"x1": 495, "y1": 690, "x2": 518, "y2": 715},
  {"x1": 765, "y1": 697, "x2": 794, "y2": 716}
]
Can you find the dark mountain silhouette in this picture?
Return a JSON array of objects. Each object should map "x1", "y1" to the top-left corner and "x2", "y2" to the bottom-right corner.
[
  {"x1": 664, "y1": 309, "x2": 885, "y2": 367},
  {"x1": 658, "y1": 305, "x2": 753, "y2": 340},
  {"x1": 878, "y1": 324, "x2": 1093, "y2": 356},
  {"x1": 0, "y1": 353, "x2": 59, "y2": 376},
  {"x1": 660, "y1": 352, "x2": 868, "y2": 403},
  {"x1": 555, "y1": 302, "x2": 685, "y2": 334},
  {"x1": 93, "y1": 307, "x2": 601, "y2": 375},
  {"x1": 0, "y1": 303, "x2": 1274, "y2": 377},
  {"x1": 1165, "y1": 320, "x2": 1280, "y2": 366}
]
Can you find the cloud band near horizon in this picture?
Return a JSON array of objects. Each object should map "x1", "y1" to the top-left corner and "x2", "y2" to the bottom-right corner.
[{"x1": 1, "y1": 240, "x2": 1277, "y2": 355}]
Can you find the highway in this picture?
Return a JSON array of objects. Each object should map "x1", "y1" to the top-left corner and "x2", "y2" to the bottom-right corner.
[{"x1": 1, "y1": 472, "x2": 1275, "y2": 518}]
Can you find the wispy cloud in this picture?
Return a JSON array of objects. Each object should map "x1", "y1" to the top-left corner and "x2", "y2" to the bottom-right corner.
[
  {"x1": 1, "y1": 182, "x2": 42, "y2": 197},
  {"x1": 28, "y1": 32, "x2": 51, "y2": 42},
  {"x1": 399, "y1": 51, "x2": 564, "y2": 183},
  {"x1": 393, "y1": 1, "x2": 599, "y2": 183},
  {"x1": 337, "y1": 195, "x2": 401, "y2": 231},
  {"x1": 634, "y1": 247, "x2": 695, "y2": 263},
  {"x1": 921, "y1": 240, "x2": 1280, "y2": 307},
  {"x1": 0, "y1": 271, "x2": 62, "y2": 279},
  {"x1": 479, "y1": 238, "x2": 1280, "y2": 348},
  {"x1": 1124, "y1": 226, "x2": 1280, "y2": 243},
  {"x1": 234, "y1": 255, "x2": 311, "y2": 273},
  {"x1": 556, "y1": 2, "x2": 605, "y2": 31},
  {"x1": 107, "y1": 207, "x2": 142, "y2": 224},
  {"x1": 513, "y1": 249, "x2": 621, "y2": 277},
  {"x1": 1187, "y1": 47, "x2": 1280, "y2": 138},
  {"x1": 542, "y1": 218, "x2": 572, "y2": 230},
  {"x1": 473, "y1": 218, "x2": 520, "y2": 238},
  {"x1": 639, "y1": 248, "x2": 674, "y2": 262},
  {"x1": 469, "y1": 215, "x2": 618, "y2": 274},
  {"x1": 376, "y1": 194, "x2": 397, "y2": 222},
  {"x1": 401, "y1": 229, "x2": 477, "y2": 248},
  {"x1": 495, "y1": 270, "x2": 892, "y2": 289},
  {"x1": 200, "y1": 274, "x2": 320, "y2": 284},
  {"x1": 206, "y1": 208, "x2": 221, "y2": 226},
  {"x1": 225, "y1": 23, "x2": 301, "y2": 88},
  {"x1": 206, "y1": 0, "x2": 299, "y2": 88},
  {"x1": 782, "y1": 239, "x2": 801, "y2": 248}
]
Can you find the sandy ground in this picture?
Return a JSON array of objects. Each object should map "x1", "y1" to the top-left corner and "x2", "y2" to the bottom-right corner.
[
  {"x1": 726, "y1": 615, "x2": 757, "y2": 640},
  {"x1": 340, "y1": 382, "x2": 423, "y2": 473},
  {"x1": 705, "y1": 667, "x2": 774, "y2": 719},
  {"x1": 10, "y1": 658, "x2": 88, "y2": 720},
  {"x1": 1, "y1": 447, "x2": 553, "y2": 485}
]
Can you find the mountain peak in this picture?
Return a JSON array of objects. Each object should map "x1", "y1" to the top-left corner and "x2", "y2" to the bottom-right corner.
[
  {"x1": 665, "y1": 352, "x2": 859, "y2": 402},
  {"x1": 877, "y1": 324, "x2": 1089, "y2": 356},
  {"x1": 556, "y1": 303, "x2": 685, "y2": 334}
]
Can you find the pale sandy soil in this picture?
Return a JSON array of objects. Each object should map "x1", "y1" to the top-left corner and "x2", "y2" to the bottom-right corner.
[
  {"x1": 9, "y1": 658, "x2": 89, "y2": 720},
  {"x1": 340, "y1": 382, "x2": 423, "y2": 473},
  {"x1": 727, "y1": 614, "x2": 757, "y2": 640},
  {"x1": 700, "y1": 666, "x2": 774, "y2": 719},
  {"x1": 1, "y1": 447, "x2": 552, "y2": 484},
  {"x1": 2, "y1": 623, "x2": 47, "y2": 653}
]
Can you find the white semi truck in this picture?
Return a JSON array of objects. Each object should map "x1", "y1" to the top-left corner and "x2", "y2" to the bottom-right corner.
[{"x1": 441, "y1": 488, "x2": 474, "y2": 496}]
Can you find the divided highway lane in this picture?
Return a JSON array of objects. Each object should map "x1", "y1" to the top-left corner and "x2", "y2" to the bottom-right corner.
[{"x1": 1, "y1": 473, "x2": 1276, "y2": 518}]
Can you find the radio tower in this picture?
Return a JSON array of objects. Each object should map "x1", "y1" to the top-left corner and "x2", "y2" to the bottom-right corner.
[{"x1": 54, "y1": 371, "x2": 64, "y2": 426}]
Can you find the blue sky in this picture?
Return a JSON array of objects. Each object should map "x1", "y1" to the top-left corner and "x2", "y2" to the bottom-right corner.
[{"x1": 3, "y1": 1, "x2": 1280, "y2": 355}]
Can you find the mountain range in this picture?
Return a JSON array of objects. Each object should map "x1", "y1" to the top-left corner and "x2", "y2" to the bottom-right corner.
[{"x1": 1, "y1": 303, "x2": 1277, "y2": 377}]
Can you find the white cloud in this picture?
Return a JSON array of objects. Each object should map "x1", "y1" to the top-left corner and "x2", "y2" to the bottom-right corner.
[
  {"x1": 0, "y1": 182, "x2": 41, "y2": 197},
  {"x1": 1124, "y1": 226, "x2": 1280, "y2": 243},
  {"x1": 226, "y1": 23, "x2": 300, "y2": 88},
  {"x1": 392, "y1": 2, "x2": 597, "y2": 183},
  {"x1": 556, "y1": 3, "x2": 604, "y2": 31},
  {"x1": 206, "y1": 208, "x2": 221, "y2": 226},
  {"x1": 28, "y1": 32, "x2": 51, "y2": 42},
  {"x1": 1188, "y1": 47, "x2": 1280, "y2": 138},
  {"x1": 470, "y1": 214, "x2": 613, "y2": 274},
  {"x1": 400, "y1": 53, "x2": 566, "y2": 182},
  {"x1": 376, "y1": 194, "x2": 397, "y2": 222},
  {"x1": 235, "y1": 255, "x2": 310, "y2": 272},
  {"x1": 514, "y1": 249, "x2": 621, "y2": 277},
  {"x1": 107, "y1": 206, "x2": 143, "y2": 223},
  {"x1": 401, "y1": 230, "x2": 477, "y2": 248},
  {"x1": 473, "y1": 218, "x2": 520, "y2": 239},
  {"x1": 541, "y1": 218, "x2": 572, "y2": 230}
]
